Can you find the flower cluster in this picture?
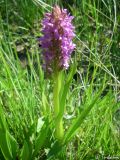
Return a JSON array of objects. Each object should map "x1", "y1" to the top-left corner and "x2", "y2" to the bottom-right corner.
[{"x1": 39, "y1": 5, "x2": 75, "y2": 73}]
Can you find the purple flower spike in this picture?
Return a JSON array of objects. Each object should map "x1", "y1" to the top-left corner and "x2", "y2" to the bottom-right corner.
[{"x1": 39, "y1": 5, "x2": 75, "y2": 73}]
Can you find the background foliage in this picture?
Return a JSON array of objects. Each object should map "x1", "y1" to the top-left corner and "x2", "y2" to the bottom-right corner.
[{"x1": 0, "y1": 0, "x2": 120, "y2": 159}]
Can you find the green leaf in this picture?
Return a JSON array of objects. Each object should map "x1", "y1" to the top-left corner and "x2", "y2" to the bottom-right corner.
[
  {"x1": 58, "y1": 65, "x2": 77, "y2": 118},
  {"x1": 0, "y1": 105, "x2": 7, "y2": 131},
  {"x1": 8, "y1": 131, "x2": 17, "y2": 159},
  {"x1": 0, "y1": 130, "x2": 12, "y2": 160},
  {"x1": 32, "y1": 118, "x2": 49, "y2": 158},
  {"x1": 47, "y1": 141, "x2": 63, "y2": 159},
  {"x1": 20, "y1": 140, "x2": 32, "y2": 160},
  {"x1": 0, "y1": 130, "x2": 17, "y2": 160},
  {"x1": 64, "y1": 87, "x2": 103, "y2": 144}
]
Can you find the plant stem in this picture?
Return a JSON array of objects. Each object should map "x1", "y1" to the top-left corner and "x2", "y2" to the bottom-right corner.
[{"x1": 53, "y1": 71, "x2": 64, "y2": 141}]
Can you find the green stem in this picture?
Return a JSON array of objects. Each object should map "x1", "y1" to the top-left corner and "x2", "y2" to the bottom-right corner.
[{"x1": 53, "y1": 71, "x2": 64, "y2": 141}]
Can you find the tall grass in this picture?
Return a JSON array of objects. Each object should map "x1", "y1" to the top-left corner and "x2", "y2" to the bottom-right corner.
[{"x1": 0, "y1": 0, "x2": 120, "y2": 159}]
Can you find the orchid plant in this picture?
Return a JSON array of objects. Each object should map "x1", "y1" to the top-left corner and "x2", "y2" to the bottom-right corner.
[{"x1": 39, "y1": 5, "x2": 103, "y2": 148}]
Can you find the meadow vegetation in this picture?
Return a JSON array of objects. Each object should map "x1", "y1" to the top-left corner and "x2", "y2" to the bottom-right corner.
[{"x1": 0, "y1": 0, "x2": 120, "y2": 159}]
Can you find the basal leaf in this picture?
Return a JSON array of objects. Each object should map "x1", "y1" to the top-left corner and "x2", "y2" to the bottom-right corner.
[
  {"x1": 0, "y1": 130, "x2": 13, "y2": 160},
  {"x1": 20, "y1": 140, "x2": 32, "y2": 160}
]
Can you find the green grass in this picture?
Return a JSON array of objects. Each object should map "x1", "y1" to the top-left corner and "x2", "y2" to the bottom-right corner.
[{"x1": 0, "y1": 0, "x2": 120, "y2": 159}]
